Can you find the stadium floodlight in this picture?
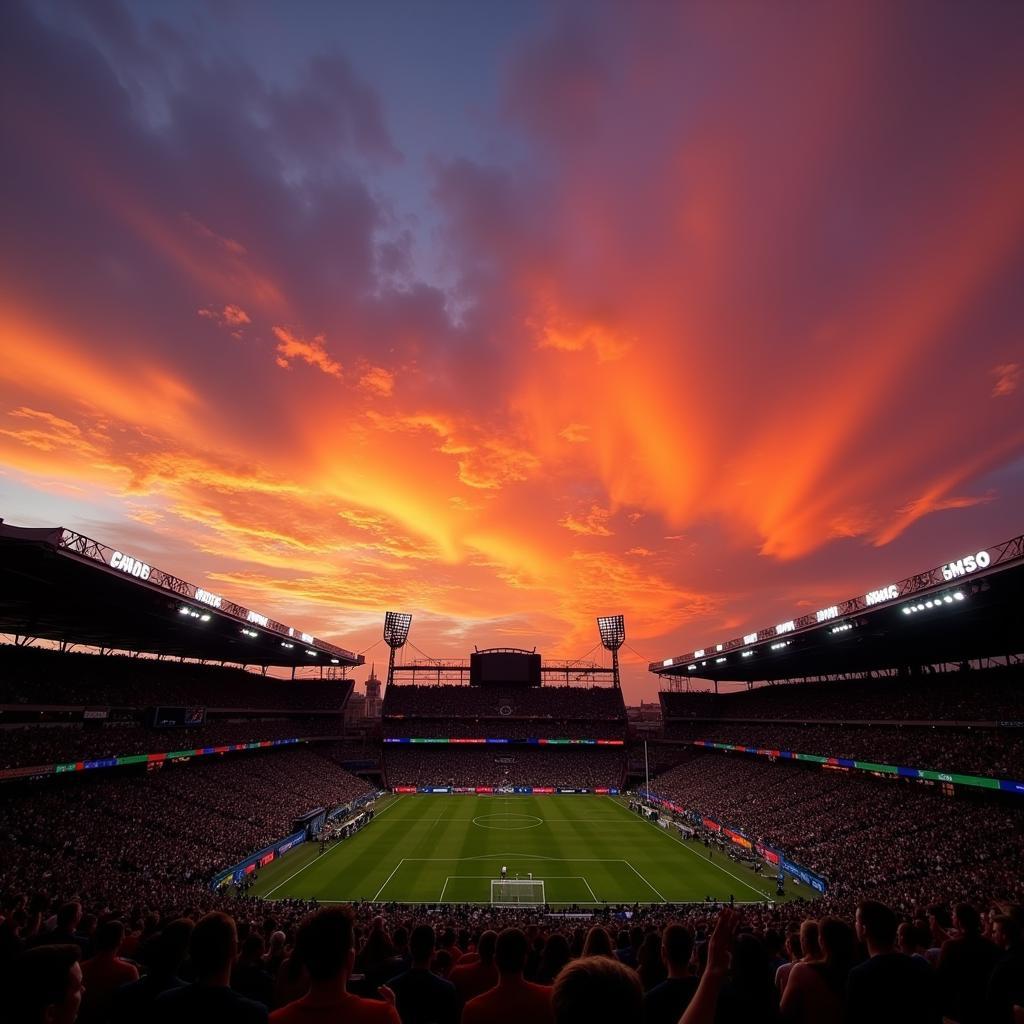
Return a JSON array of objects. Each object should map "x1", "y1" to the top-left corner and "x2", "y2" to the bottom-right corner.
[
  {"x1": 384, "y1": 611, "x2": 412, "y2": 649},
  {"x1": 383, "y1": 611, "x2": 413, "y2": 689},
  {"x1": 281, "y1": 642, "x2": 294, "y2": 649},
  {"x1": 597, "y1": 614, "x2": 625, "y2": 689}
]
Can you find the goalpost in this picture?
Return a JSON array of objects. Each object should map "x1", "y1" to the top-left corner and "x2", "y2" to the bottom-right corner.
[{"x1": 490, "y1": 878, "x2": 546, "y2": 905}]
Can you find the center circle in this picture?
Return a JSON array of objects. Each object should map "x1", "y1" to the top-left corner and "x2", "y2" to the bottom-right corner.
[{"x1": 472, "y1": 813, "x2": 543, "y2": 830}]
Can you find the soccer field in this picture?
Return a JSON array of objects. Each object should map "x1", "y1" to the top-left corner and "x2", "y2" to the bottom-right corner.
[{"x1": 250, "y1": 795, "x2": 789, "y2": 906}]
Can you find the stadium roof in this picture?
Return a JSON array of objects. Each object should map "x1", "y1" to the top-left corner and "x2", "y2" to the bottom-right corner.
[
  {"x1": 0, "y1": 520, "x2": 363, "y2": 669},
  {"x1": 651, "y1": 534, "x2": 1024, "y2": 683}
]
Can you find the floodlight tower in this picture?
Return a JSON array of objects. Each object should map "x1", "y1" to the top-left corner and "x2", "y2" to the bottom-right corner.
[
  {"x1": 383, "y1": 611, "x2": 412, "y2": 689},
  {"x1": 597, "y1": 614, "x2": 626, "y2": 689}
]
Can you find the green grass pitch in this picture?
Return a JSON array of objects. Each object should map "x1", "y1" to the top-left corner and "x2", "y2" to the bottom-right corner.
[{"x1": 250, "y1": 796, "x2": 795, "y2": 906}]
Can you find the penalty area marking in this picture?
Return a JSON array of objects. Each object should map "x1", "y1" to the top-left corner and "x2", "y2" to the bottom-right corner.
[{"x1": 624, "y1": 860, "x2": 667, "y2": 903}]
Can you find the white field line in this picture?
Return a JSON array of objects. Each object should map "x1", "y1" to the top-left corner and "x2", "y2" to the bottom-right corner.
[
  {"x1": 401, "y1": 855, "x2": 631, "y2": 863},
  {"x1": 583, "y1": 877, "x2": 599, "y2": 902},
  {"x1": 319, "y1": 899, "x2": 768, "y2": 906},
  {"x1": 614, "y1": 798, "x2": 770, "y2": 900},
  {"x1": 625, "y1": 860, "x2": 668, "y2": 903},
  {"x1": 373, "y1": 857, "x2": 407, "y2": 900},
  {"x1": 439, "y1": 877, "x2": 450, "y2": 902},
  {"x1": 263, "y1": 795, "x2": 406, "y2": 898}
]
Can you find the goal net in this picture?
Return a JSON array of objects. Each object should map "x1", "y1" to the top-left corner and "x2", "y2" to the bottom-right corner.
[{"x1": 490, "y1": 878, "x2": 546, "y2": 905}]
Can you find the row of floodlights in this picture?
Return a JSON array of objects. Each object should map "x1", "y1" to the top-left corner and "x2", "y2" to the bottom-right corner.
[
  {"x1": 179, "y1": 605, "x2": 340, "y2": 663},
  {"x1": 680, "y1": 589, "x2": 967, "y2": 672},
  {"x1": 903, "y1": 592, "x2": 964, "y2": 614}
]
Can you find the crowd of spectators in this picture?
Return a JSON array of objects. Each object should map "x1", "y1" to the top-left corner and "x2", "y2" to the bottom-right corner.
[
  {"x1": 383, "y1": 684, "x2": 627, "y2": 723},
  {"x1": 383, "y1": 718, "x2": 625, "y2": 740},
  {"x1": 0, "y1": 717, "x2": 346, "y2": 770},
  {"x1": 658, "y1": 721, "x2": 1024, "y2": 779},
  {"x1": 659, "y1": 667, "x2": 1023, "y2": 723},
  {"x1": 0, "y1": 747, "x2": 375, "y2": 910},
  {"x1": 383, "y1": 748, "x2": 625, "y2": 789},
  {"x1": 647, "y1": 753, "x2": 1024, "y2": 916},
  {"x1": 4, "y1": 893, "x2": 1021, "y2": 1023},
  {"x1": 0, "y1": 645, "x2": 353, "y2": 710}
]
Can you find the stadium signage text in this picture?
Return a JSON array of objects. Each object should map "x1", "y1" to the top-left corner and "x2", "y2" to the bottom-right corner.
[
  {"x1": 941, "y1": 550, "x2": 990, "y2": 581},
  {"x1": 815, "y1": 606, "x2": 839, "y2": 623},
  {"x1": 775, "y1": 620, "x2": 795, "y2": 634},
  {"x1": 195, "y1": 588, "x2": 223, "y2": 608},
  {"x1": 742, "y1": 633, "x2": 758, "y2": 645},
  {"x1": 109, "y1": 550, "x2": 151, "y2": 581},
  {"x1": 865, "y1": 584, "x2": 899, "y2": 606},
  {"x1": 246, "y1": 610, "x2": 269, "y2": 627}
]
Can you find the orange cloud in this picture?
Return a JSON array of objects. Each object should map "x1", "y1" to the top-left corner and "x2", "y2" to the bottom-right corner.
[
  {"x1": 992, "y1": 363, "x2": 1020, "y2": 397},
  {"x1": 359, "y1": 366, "x2": 395, "y2": 396},
  {"x1": 272, "y1": 326, "x2": 343, "y2": 377},
  {"x1": 559, "y1": 504, "x2": 614, "y2": 537}
]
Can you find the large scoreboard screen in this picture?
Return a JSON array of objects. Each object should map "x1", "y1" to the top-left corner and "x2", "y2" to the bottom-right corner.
[
  {"x1": 149, "y1": 706, "x2": 206, "y2": 728},
  {"x1": 469, "y1": 651, "x2": 541, "y2": 687}
]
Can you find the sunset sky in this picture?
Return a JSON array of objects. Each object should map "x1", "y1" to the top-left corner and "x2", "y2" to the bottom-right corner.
[{"x1": 1, "y1": 0, "x2": 1022, "y2": 701}]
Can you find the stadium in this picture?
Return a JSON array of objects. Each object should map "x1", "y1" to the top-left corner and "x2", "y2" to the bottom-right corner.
[
  {"x1": 1, "y1": 518, "x2": 1023, "y2": 1023},
  {"x1": 4, "y1": 4, "x2": 1024, "y2": 1023}
]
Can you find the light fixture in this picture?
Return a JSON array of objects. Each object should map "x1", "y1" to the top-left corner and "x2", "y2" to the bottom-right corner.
[{"x1": 281, "y1": 642, "x2": 294, "y2": 649}]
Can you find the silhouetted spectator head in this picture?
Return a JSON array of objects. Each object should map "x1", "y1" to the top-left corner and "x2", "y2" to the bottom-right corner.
[
  {"x1": 190, "y1": 912, "x2": 238, "y2": 980},
  {"x1": 552, "y1": 955, "x2": 643, "y2": 1024},
  {"x1": 954, "y1": 903, "x2": 981, "y2": 935},
  {"x1": 799, "y1": 919, "x2": 820, "y2": 959},
  {"x1": 661, "y1": 924, "x2": 694, "y2": 972},
  {"x1": 91, "y1": 920, "x2": 123, "y2": 956},
  {"x1": 434, "y1": 949, "x2": 453, "y2": 976},
  {"x1": 582, "y1": 925, "x2": 614, "y2": 959},
  {"x1": 151, "y1": 919, "x2": 193, "y2": 976},
  {"x1": 295, "y1": 907, "x2": 355, "y2": 982},
  {"x1": 856, "y1": 901, "x2": 898, "y2": 950},
  {"x1": 539, "y1": 933, "x2": 571, "y2": 981},
  {"x1": 240, "y1": 933, "x2": 265, "y2": 963},
  {"x1": 819, "y1": 917, "x2": 857, "y2": 966},
  {"x1": 991, "y1": 915, "x2": 1020, "y2": 951},
  {"x1": 477, "y1": 930, "x2": 498, "y2": 965},
  {"x1": 409, "y1": 924, "x2": 435, "y2": 967},
  {"x1": 56, "y1": 902, "x2": 82, "y2": 933},
  {"x1": 495, "y1": 928, "x2": 529, "y2": 975},
  {"x1": 897, "y1": 922, "x2": 927, "y2": 955},
  {"x1": 14, "y1": 945, "x2": 83, "y2": 1024}
]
